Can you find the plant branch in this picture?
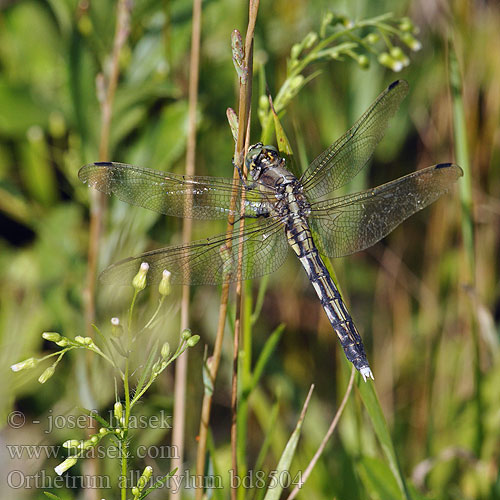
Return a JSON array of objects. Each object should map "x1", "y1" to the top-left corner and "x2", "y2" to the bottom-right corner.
[
  {"x1": 171, "y1": 0, "x2": 202, "y2": 497},
  {"x1": 194, "y1": 3, "x2": 259, "y2": 499},
  {"x1": 286, "y1": 367, "x2": 355, "y2": 500},
  {"x1": 231, "y1": 3, "x2": 259, "y2": 500},
  {"x1": 84, "y1": 0, "x2": 131, "y2": 336}
]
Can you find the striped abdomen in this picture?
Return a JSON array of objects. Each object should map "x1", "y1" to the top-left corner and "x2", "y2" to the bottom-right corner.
[{"x1": 285, "y1": 219, "x2": 374, "y2": 381}]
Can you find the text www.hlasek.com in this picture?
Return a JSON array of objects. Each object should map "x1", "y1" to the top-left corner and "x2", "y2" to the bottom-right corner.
[{"x1": 5, "y1": 444, "x2": 179, "y2": 460}]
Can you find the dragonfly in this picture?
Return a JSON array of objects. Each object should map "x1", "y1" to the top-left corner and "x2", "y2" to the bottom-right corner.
[{"x1": 79, "y1": 80, "x2": 462, "y2": 381}]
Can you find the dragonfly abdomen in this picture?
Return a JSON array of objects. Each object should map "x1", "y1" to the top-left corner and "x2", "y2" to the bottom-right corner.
[{"x1": 285, "y1": 220, "x2": 374, "y2": 381}]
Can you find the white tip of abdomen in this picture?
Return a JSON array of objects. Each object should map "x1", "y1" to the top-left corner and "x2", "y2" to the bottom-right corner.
[{"x1": 360, "y1": 366, "x2": 374, "y2": 382}]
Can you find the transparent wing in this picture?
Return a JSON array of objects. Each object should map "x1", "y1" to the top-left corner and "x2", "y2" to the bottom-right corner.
[
  {"x1": 309, "y1": 163, "x2": 463, "y2": 257},
  {"x1": 300, "y1": 80, "x2": 409, "y2": 199},
  {"x1": 78, "y1": 162, "x2": 271, "y2": 219},
  {"x1": 100, "y1": 218, "x2": 289, "y2": 286}
]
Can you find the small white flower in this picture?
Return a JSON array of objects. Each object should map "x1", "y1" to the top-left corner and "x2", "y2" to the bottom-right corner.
[{"x1": 54, "y1": 456, "x2": 78, "y2": 475}]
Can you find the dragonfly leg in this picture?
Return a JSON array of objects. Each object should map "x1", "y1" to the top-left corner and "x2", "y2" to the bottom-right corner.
[
  {"x1": 232, "y1": 158, "x2": 257, "y2": 190},
  {"x1": 231, "y1": 210, "x2": 271, "y2": 225}
]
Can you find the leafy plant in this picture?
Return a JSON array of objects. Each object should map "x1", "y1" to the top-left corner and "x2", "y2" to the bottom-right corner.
[{"x1": 12, "y1": 264, "x2": 199, "y2": 499}]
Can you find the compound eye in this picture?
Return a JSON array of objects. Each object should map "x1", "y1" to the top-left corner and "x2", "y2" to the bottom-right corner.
[
  {"x1": 262, "y1": 145, "x2": 279, "y2": 162},
  {"x1": 245, "y1": 146, "x2": 262, "y2": 170}
]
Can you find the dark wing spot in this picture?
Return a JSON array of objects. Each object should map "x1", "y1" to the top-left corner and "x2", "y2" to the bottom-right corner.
[{"x1": 388, "y1": 80, "x2": 402, "y2": 90}]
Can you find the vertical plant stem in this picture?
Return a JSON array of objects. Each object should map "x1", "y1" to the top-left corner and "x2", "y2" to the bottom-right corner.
[
  {"x1": 449, "y1": 48, "x2": 475, "y2": 281},
  {"x1": 122, "y1": 274, "x2": 133, "y2": 500},
  {"x1": 236, "y1": 280, "x2": 253, "y2": 496},
  {"x1": 235, "y1": 118, "x2": 254, "y2": 500},
  {"x1": 231, "y1": 294, "x2": 242, "y2": 500},
  {"x1": 195, "y1": 285, "x2": 231, "y2": 500},
  {"x1": 82, "y1": 4, "x2": 131, "y2": 500},
  {"x1": 171, "y1": 0, "x2": 202, "y2": 497},
  {"x1": 231, "y1": 4, "x2": 259, "y2": 500},
  {"x1": 449, "y1": 43, "x2": 482, "y2": 453},
  {"x1": 286, "y1": 367, "x2": 355, "y2": 500},
  {"x1": 194, "y1": 3, "x2": 259, "y2": 499},
  {"x1": 84, "y1": 0, "x2": 131, "y2": 336},
  {"x1": 121, "y1": 358, "x2": 131, "y2": 500}
]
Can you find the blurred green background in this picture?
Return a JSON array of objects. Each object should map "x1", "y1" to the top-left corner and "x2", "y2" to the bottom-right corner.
[{"x1": 0, "y1": 0, "x2": 499, "y2": 499}]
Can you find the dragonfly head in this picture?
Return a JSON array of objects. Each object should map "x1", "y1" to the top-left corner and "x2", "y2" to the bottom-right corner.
[{"x1": 245, "y1": 143, "x2": 280, "y2": 180}]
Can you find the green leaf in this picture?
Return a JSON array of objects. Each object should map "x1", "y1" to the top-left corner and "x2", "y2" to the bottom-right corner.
[
  {"x1": 357, "y1": 377, "x2": 412, "y2": 499},
  {"x1": 140, "y1": 467, "x2": 178, "y2": 499},
  {"x1": 0, "y1": 79, "x2": 50, "y2": 137},
  {"x1": 134, "y1": 338, "x2": 160, "y2": 399},
  {"x1": 270, "y1": 99, "x2": 293, "y2": 155},
  {"x1": 357, "y1": 456, "x2": 402, "y2": 500},
  {"x1": 110, "y1": 81, "x2": 179, "y2": 150},
  {"x1": 109, "y1": 337, "x2": 128, "y2": 358},
  {"x1": 127, "y1": 100, "x2": 189, "y2": 170},
  {"x1": 78, "y1": 407, "x2": 111, "y2": 430},
  {"x1": 68, "y1": 30, "x2": 100, "y2": 159},
  {"x1": 254, "y1": 399, "x2": 280, "y2": 474},
  {"x1": 262, "y1": 386, "x2": 314, "y2": 500},
  {"x1": 247, "y1": 324, "x2": 285, "y2": 395},
  {"x1": 206, "y1": 430, "x2": 225, "y2": 500},
  {"x1": 19, "y1": 131, "x2": 58, "y2": 206},
  {"x1": 203, "y1": 355, "x2": 214, "y2": 396},
  {"x1": 43, "y1": 492, "x2": 64, "y2": 499}
]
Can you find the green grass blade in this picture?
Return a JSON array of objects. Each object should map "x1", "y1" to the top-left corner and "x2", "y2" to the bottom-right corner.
[
  {"x1": 206, "y1": 429, "x2": 225, "y2": 500},
  {"x1": 357, "y1": 378, "x2": 412, "y2": 499},
  {"x1": 262, "y1": 385, "x2": 314, "y2": 500},
  {"x1": 43, "y1": 492, "x2": 63, "y2": 499},
  {"x1": 357, "y1": 456, "x2": 403, "y2": 500},
  {"x1": 140, "y1": 467, "x2": 178, "y2": 499},
  {"x1": 254, "y1": 399, "x2": 280, "y2": 474},
  {"x1": 449, "y1": 41, "x2": 483, "y2": 457},
  {"x1": 247, "y1": 324, "x2": 285, "y2": 396},
  {"x1": 449, "y1": 47, "x2": 474, "y2": 275},
  {"x1": 78, "y1": 406, "x2": 112, "y2": 430},
  {"x1": 134, "y1": 338, "x2": 159, "y2": 397}
]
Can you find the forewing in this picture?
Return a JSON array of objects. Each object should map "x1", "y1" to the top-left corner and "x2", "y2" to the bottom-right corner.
[
  {"x1": 99, "y1": 218, "x2": 289, "y2": 286},
  {"x1": 309, "y1": 163, "x2": 463, "y2": 257},
  {"x1": 78, "y1": 162, "x2": 268, "y2": 219},
  {"x1": 300, "y1": 80, "x2": 409, "y2": 199}
]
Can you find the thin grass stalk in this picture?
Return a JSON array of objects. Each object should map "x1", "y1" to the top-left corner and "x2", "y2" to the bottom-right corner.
[
  {"x1": 231, "y1": 124, "x2": 246, "y2": 494},
  {"x1": 286, "y1": 367, "x2": 355, "y2": 500},
  {"x1": 82, "y1": 4, "x2": 131, "y2": 500},
  {"x1": 170, "y1": 0, "x2": 202, "y2": 497},
  {"x1": 195, "y1": 289, "x2": 231, "y2": 500},
  {"x1": 231, "y1": 298, "x2": 242, "y2": 500},
  {"x1": 233, "y1": 116, "x2": 254, "y2": 500},
  {"x1": 84, "y1": 0, "x2": 131, "y2": 336},
  {"x1": 194, "y1": 4, "x2": 259, "y2": 497},
  {"x1": 449, "y1": 52, "x2": 475, "y2": 278},
  {"x1": 237, "y1": 112, "x2": 259, "y2": 498},
  {"x1": 235, "y1": 279, "x2": 254, "y2": 495},
  {"x1": 231, "y1": 5, "x2": 259, "y2": 499},
  {"x1": 448, "y1": 42, "x2": 482, "y2": 454}
]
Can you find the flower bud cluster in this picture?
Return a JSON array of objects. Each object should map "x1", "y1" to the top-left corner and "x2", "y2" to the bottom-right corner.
[
  {"x1": 55, "y1": 427, "x2": 111, "y2": 476},
  {"x1": 132, "y1": 466, "x2": 153, "y2": 499}
]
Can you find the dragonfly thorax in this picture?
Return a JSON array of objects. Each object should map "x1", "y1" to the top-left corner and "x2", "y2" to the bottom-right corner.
[
  {"x1": 273, "y1": 180, "x2": 311, "y2": 222},
  {"x1": 245, "y1": 143, "x2": 311, "y2": 221}
]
